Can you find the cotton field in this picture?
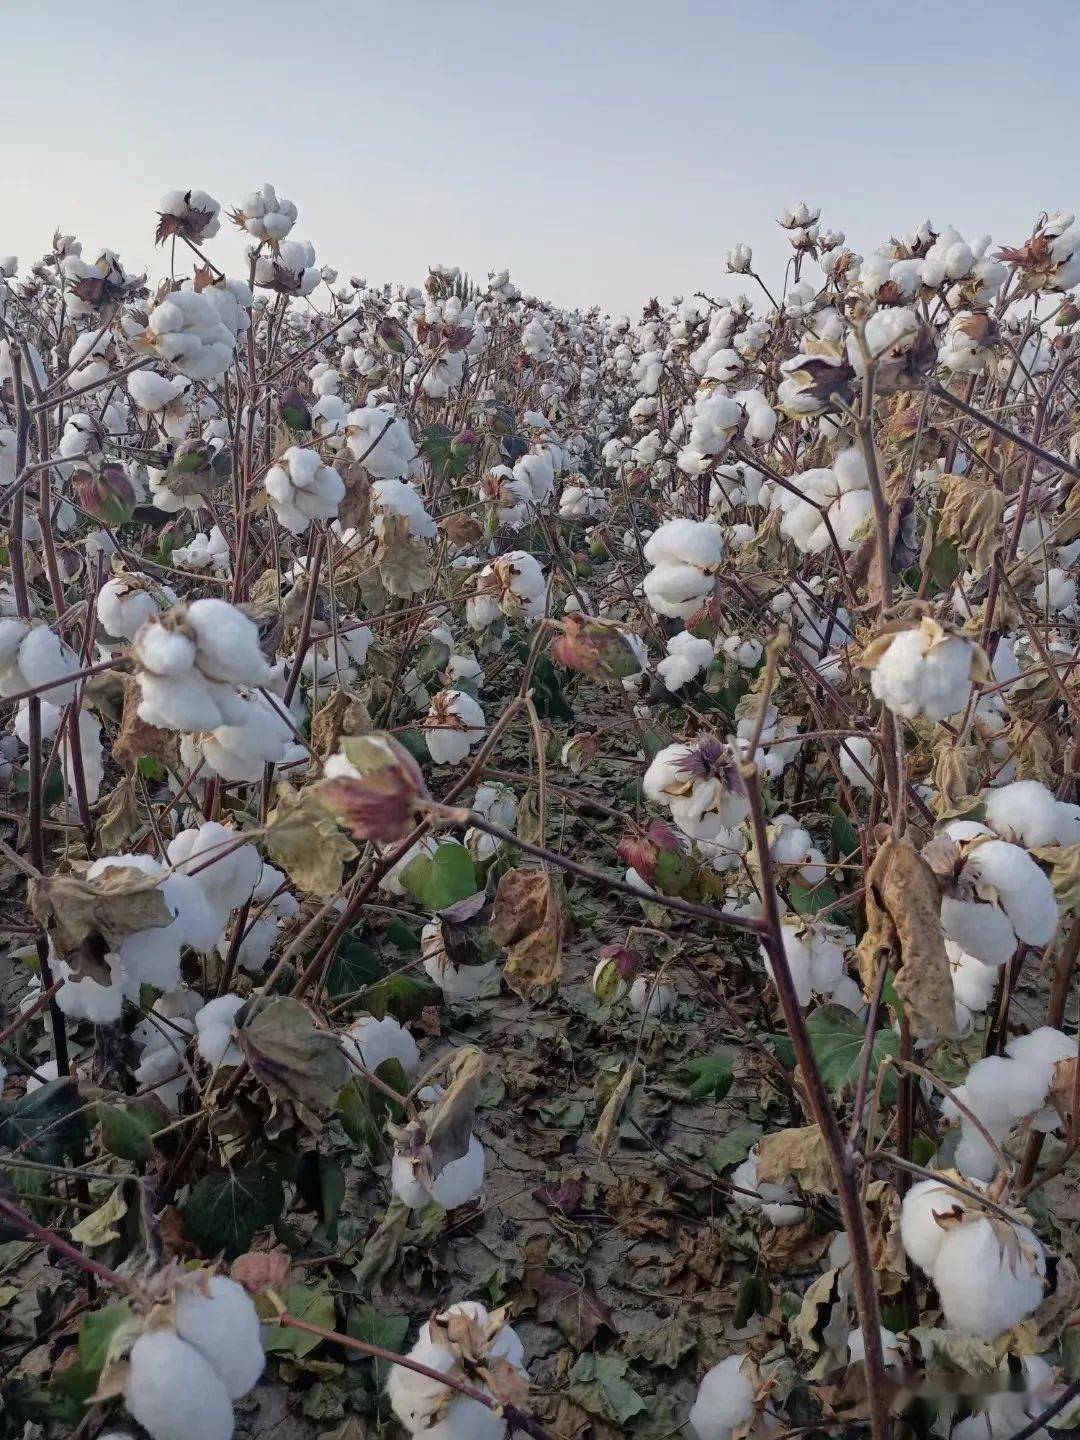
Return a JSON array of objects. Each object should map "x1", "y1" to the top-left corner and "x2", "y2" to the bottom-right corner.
[{"x1": 2, "y1": 186, "x2": 1080, "y2": 1440}]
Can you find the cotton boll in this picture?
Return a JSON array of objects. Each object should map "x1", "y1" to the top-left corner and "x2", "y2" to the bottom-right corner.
[
  {"x1": 174, "y1": 1274, "x2": 264, "y2": 1399},
  {"x1": 425, "y1": 688, "x2": 486, "y2": 764},
  {"x1": 386, "y1": 1339, "x2": 459, "y2": 1432},
  {"x1": 125, "y1": 1329, "x2": 234, "y2": 1440},
  {"x1": 393, "y1": 1134, "x2": 486, "y2": 1211},
  {"x1": 899, "y1": 1176, "x2": 978, "y2": 1273},
  {"x1": 56, "y1": 953, "x2": 130, "y2": 1023},
  {"x1": 186, "y1": 599, "x2": 270, "y2": 686},
  {"x1": 688, "y1": 1353, "x2": 755, "y2": 1440},
  {"x1": 984, "y1": 781, "x2": 1063, "y2": 847},
  {"x1": 931, "y1": 1217, "x2": 1045, "y2": 1338},
  {"x1": 840, "y1": 736, "x2": 875, "y2": 793},
  {"x1": 15, "y1": 625, "x2": 80, "y2": 704},
  {"x1": 195, "y1": 995, "x2": 245, "y2": 1067},
  {"x1": 963, "y1": 840, "x2": 1058, "y2": 950},
  {"x1": 946, "y1": 942, "x2": 998, "y2": 1013},
  {"x1": 731, "y1": 1147, "x2": 805, "y2": 1226},
  {"x1": 342, "y1": 1013, "x2": 419, "y2": 1077},
  {"x1": 628, "y1": 974, "x2": 675, "y2": 1017},
  {"x1": 657, "y1": 630, "x2": 714, "y2": 690},
  {"x1": 869, "y1": 621, "x2": 976, "y2": 721}
]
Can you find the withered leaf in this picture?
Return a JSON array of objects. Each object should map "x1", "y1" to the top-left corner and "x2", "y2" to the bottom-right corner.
[
  {"x1": 423, "y1": 1046, "x2": 485, "y2": 1177},
  {"x1": 490, "y1": 867, "x2": 567, "y2": 998},
  {"x1": 1049, "y1": 1055, "x2": 1078, "y2": 1138},
  {"x1": 757, "y1": 1125, "x2": 835, "y2": 1195},
  {"x1": 857, "y1": 835, "x2": 955, "y2": 1039},
  {"x1": 93, "y1": 776, "x2": 142, "y2": 852},
  {"x1": 308, "y1": 688, "x2": 372, "y2": 773},
  {"x1": 265, "y1": 783, "x2": 358, "y2": 895},
  {"x1": 239, "y1": 997, "x2": 352, "y2": 1117},
  {"x1": 939, "y1": 472, "x2": 1004, "y2": 577},
  {"x1": 376, "y1": 511, "x2": 431, "y2": 599},
  {"x1": 592, "y1": 1063, "x2": 634, "y2": 1159},
  {"x1": 864, "y1": 1180, "x2": 907, "y2": 1294},
  {"x1": 30, "y1": 864, "x2": 173, "y2": 983},
  {"x1": 113, "y1": 675, "x2": 179, "y2": 773}
]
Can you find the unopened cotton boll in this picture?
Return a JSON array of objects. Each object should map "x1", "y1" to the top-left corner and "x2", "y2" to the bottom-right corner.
[
  {"x1": 687, "y1": 1353, "x2": 755, "y2": 1440},
  {"x1": 628, "y1": 974, "x2": 675, "y2": 1017},
  {"x1": 124, "y1": 1329, "x2": 234, "y2": 1440},
  {"x1": 174, "y1": 1274, "x2": 264, "y2": 1399}
]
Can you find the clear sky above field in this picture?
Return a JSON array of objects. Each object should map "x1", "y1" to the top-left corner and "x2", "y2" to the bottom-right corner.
[{"x1": 3, "y1": 0, "x2": 1077, "y2": 314}]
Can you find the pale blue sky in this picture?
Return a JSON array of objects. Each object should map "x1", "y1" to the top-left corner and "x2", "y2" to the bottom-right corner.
[{"x1": 3, "y1": 0, "x2": 1076, "y2": 312}]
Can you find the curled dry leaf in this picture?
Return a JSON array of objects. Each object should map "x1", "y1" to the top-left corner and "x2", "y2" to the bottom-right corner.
[
  {"x1": 592, "y1": 1062, "x2": 634, "y2": 1159},
  {"x1": 757, "y1": 1124, "x2": 835, "y2": 1195},
  {"x1": 238, "y1": 996, "x2": 352, "y2": 1119},
  {"x1": 30, "y1": 863, "x2": 173, "y2": 984},
  {"x1": 113, "y1": 674, "x2": 180, "y2": 772},
  {"x1": 938, "y1": 472, "x2": 1005, "y2": 576},
  {"x1": 264, "y1": 782, "x2": 359, "y2": 895},
  {"x1": 230, "y1": 1247, "x2": 294, "y2": 1294},
  {"x1": 857, "y1": 834, "x2": 955, "y2": 1039},
  {"x1": 489, "y1": 866, "x2": 567, "y2": 997}
]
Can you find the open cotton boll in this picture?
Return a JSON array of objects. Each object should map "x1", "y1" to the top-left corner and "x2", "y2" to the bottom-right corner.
[
  {"x1": 951, "y1": 1355, "x2": 1057, "y2": 1440},
  {"x1": 867, "y1": 619, "x2": 978, "y2": 721},
  {"x1": 628, "y1": 974, "x2": 675, "y2": 1017},
  {"x1": 657, "y1": 630, "x2": 714, "y2": 690},
  {"x1": 345, "y1": 405, "x2": 418, "y2": 479},
  {"x1": 12, "y1": 625, "x2": 80, "y2": 704},
  {"x1": 687, "y1": 1353, "x2": 755, "y2": 1440},
  {"x1": 392, "y1": 1134, "x2": 486, "y2": 1211},
  {"x1": 984, "y1": 780, "x2": 1067, "y2": 847},
  {"x1": 731, "y1": 1146, "x2": 805, "y2": 1226},
  {"x1": 386, "y1": 1338, "x2": 459, "y2": 1432},
  {"x1": 899, "y1": 1176, "x2": 983, "y2": 1273},
  {"x1": 938, "y1": 836, "x2": 1058, "y2": 966},
  {"x1": 848, "y1": 1326, "x2": 901, "y2": 1368},
  {"x1": 644, "y1": 518, "x2": 726, "y2": 571},
  {"x1": 643, "y1": 562, "x2": 715, "y2": 619},
  {"x1": 388, "y1": 1303, "x2": 524, "y2": 1439},
  {"x1": 97, "y1": 576, "x2": 163, "y2": 641},
  {"x1": 342, "y1": 1013, "x2": 419, "y2": 1077},
  {"x1": 174, "y1": 1274, "x2": 264, "y2": 1400},
  {"x1": 125, "y1": 1328, "x2": 234, "y2": 1440},
  {"x1": 372, "y1": 477, "x2": 437, "y2": 540},
  {"x1": 56, "y1": 952, "x2": 132, "y2": 1024},
  {"x1": 425, "y1": 688, "x2": 486, "y2": 764},
  {"x1": 422, "y1": 922, "x2": 498, "y2": 1001},
  {"x1": 185, "y1": 599, "x2": 271, "y2": 687},
  {"x1": 195, "y1": 995, "x2": 245, "y2": 1067},
  {"x1": 264, "y1": 447, "x2": 344, "y2": 533},
  {"x1": 643, "y1": 738, "x2": 748, "y2": 837},
  {"x1": 946, "y1": 942, "x2": 998, "y2": 1013},
  {"x1": 931, "y1": 1217, "x2": 1046, "y2": 1338}
]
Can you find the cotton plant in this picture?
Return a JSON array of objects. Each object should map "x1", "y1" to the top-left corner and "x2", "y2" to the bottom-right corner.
[
  {"x1": 466, "y1": 551, "x2": 547, "y2": 629},
  {"x1": 862, "y1": 617, "x2": 987, "y2": 721},
  {"x1": 230, "y1": 182, "x2": 297, "y2": 244}
]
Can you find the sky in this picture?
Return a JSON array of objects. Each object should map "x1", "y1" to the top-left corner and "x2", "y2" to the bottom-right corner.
[{"x1": 2, "y1": 0, "x2": 1077, "y2": 315}]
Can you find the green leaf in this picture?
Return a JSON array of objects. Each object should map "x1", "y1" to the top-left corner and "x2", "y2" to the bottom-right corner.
[
  {"x1": 262, "y1": 1280, "x2": 335, "y2": 1359},
  {"x1": 352, "y1": 1198, "x2": 409, "y2": 1293},
  {"x1": 181, "y1": 1165, "x2": 284, "y2": 1258},
  {"x1": 385, "y1": 917, "x2": 421, "y2": 953},
  {"x1": 928, "y1": 533, "x2": 962, "y2": 591},
  {"x1": 137, "y1": 755, "x2": 167, "y2": 781},
  {"x1": 734, "y1": 1273, "x2": 771, "y2": 1327},
  {"x1": 347, "y1": 1303, "x2": 410, "y2": 1355},
  {"x1": 789, "y1": 878, "x2": 840, "y2": 915},
  {"x1": 363, "y1": 972, "x2": 441, "y2": 1023},
  {"x1": 325, "y1": 934, "x2": 383, "y2": 1001},
  {"x1": 566, "y1": 1351, "x2": 647, "y2": 1426},
  {"x1": 0, "y1": 1078, "x2": 86, "y2": 1166},
  {"x1": 655, "y1": 848, "x2": 694, "y2": 897},
  {"x1": 830, "y1": 807, "x2": 860, "y2": 860},
  {"x1": 400, "y1": 842, "x2": 477, "y2": 911},
  {"x1": 708, "y1": 1123, "x2": 762, "y2": 1174},
  {"x1": 54, "y1": 1299, "x2": 138, "y2": 1402},
  {"x1": 678, "y1": 1053, "x2": 734, "y2": 1100},
  {"x1": 97, "y1": 1102, "x2": 158, "y2": 1164},
  {"x1": 337, "y1": 1061, "x2": 407, "y2": 1158},
  {"x1": 805, "y1": 1005, "x2": 899, "y2": 1101}
]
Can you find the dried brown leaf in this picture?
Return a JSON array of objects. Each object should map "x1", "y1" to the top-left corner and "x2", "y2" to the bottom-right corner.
[{"x1": 490, "y1": 867, "x2": 567, "y2": 998}]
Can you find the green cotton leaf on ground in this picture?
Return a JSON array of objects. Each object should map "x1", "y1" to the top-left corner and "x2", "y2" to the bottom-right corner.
[
  {"x1": 0, "y1": 1078, "x2": 87, "y2": 1166},
  {"x1": 261, "y1": 1280, "x2": 336, "y2": 1359},
  {"x1": 347, "y1": 1303, "x2": 410, "y2": 1356},
  {"x1": 181, "y1": 1165, "x2": 284, "y2": 1259},
  {"x1": 678, "y1": 1053, "x2": 734, "y2": 1100},
  {"x1": 566, "y1": 1351, "x2": 648, "y2": 1426},
  {"x1": 708, "y1": 1123, "x2": 762, "y2": 1174},
  {"x1": 805, "y1": 1004, "x2": 899, "y2": 1102},
  {"x1": 400, "y1": 842, "x2": 477, "y2": 911},
  {"x1": 325, "y1": 934, "x2": 384, "y2": 1001}
]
